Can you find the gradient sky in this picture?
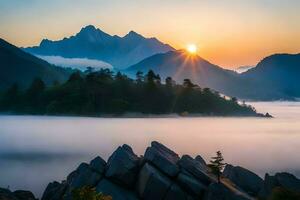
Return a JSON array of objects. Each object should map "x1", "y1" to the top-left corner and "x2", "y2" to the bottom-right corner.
[{"x1": 0, "y1": 0, "x2": 299, "y2": 68}]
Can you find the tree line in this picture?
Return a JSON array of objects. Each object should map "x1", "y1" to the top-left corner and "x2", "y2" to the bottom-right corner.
[{"x1": 0, "y1": 69, "x2": 258, "y2": 116}]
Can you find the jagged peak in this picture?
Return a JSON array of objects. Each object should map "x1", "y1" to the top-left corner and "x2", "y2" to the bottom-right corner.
[
  {"x1": 123, "y1": 30, "x2": 144, "y2": 39},
  {"x1": 76, "y1": 25, "x2": 112, "y2": 42},
  {"x1": 79, "y1": 25, "x2": 98, "y2": 33},
  {"x1": 40, "y1": 39, "x2": 52, "y2": 46}
]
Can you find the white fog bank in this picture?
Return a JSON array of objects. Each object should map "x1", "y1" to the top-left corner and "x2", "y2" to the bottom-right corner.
[{"x1": 37, "y1": 55, "x2": 113, "y2": 71}]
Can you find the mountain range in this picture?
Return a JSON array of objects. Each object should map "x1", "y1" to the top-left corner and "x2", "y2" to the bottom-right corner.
[
  {"x1": 126, "y1": 50, "x2": 300, "y2": 100},
  {"x1": 24, "y1": 25, "x2": 174, "y2": 69},
  {"x1": 1, "y1": 24, "x2": 300, "y2": 101},
  {"x1": 0, "y1": 38, "x2": 71, "y2": 90}
]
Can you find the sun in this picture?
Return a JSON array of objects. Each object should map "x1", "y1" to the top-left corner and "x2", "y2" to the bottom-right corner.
[{"x1": 187, "y1": 44, "x2": 197, "y2": 54}]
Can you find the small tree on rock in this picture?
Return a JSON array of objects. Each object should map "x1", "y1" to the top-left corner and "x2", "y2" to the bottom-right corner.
[
  {"x1": 209, "y1": 151, "x2": 226, "y2": 183},
  {"x1": 72, "y1": 186, "x2": 112, "y2": 200}
]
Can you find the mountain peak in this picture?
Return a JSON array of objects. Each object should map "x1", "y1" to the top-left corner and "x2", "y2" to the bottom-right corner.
[
  {"x1": 124, "y1": 30, "x2": 144, "y2": 39},
  {"x1": 80, "y1": 25, "x2": 97, "y2": 33},
  {"x1": 76, "y1": 25, "x2": 111, "y2": 42}
]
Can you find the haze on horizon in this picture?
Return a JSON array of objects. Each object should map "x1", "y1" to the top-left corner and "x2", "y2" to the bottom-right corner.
[{"x1": 0, "y1": 0, "x2": 299, "y2": 68}]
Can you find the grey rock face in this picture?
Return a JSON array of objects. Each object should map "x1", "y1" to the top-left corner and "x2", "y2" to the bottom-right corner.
[
  {"x1": 195, "y1": 155, "x2": 207, "y2": 166},
  {"x1": 42, "y1": 181, "x2": 67, "y2": 200},
  {"x1": 35, "y1": 141, "x2": 300, "y2": 200},
  {"x1": 105, "y1": 144, "x2": 140, "y2": 188},
  {"x1": 137, "y1": 163, "x2": 172, "y2": 200},
  {"x1": 90, "y1": 156, "x2": 106, "y2": 174},
  {"x1": 203, "y1": 183, "x2": 251, "y2": 200},
  {"x1": 164, "y1": 183, "x2": 188, "y2": 200},
  {"x1": 96, "y1": 179, "x2": 139, "y2": 200},
  {"x1": 0, "y1": 188, "x2": 37, "y2": 200},
  {"x1": 178, "y1": 155, "x2": 212, "y2": 185},
  {"x1": 259, "y1": 172, "x2": 300, "y2": 198},
  {"x1": 67, "y1": 163, "x2": 102, "y2": 189},
  {"x1": 223, "y1": 164, "x2": 263, "y2": 196},
  {"x1": 13, "y1": 191, "x2": 36, "y2": 200},
  {"x1": 0, "y1": 188, "x2": 18, "y2": 200},
  {"x1": 177, "y1": 172, "x2": 207, "y2": 197},
  {"x1": 144, "y1": 141, "x2": 180, "y2": 177}
]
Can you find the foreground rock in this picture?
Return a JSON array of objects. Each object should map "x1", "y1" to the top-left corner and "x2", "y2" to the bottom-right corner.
[
  {"x1": 223, "y1": 164, "x2": 263, "y2": 196},
  {"x1": 203, "y1": 183, "x2": 251, "y2": 200},
  {"x1": 36, "y1": 141, "x2": 300, "y2": 200},
  {"x1": 178, "y1": 155, "x2": 212, "y2": 185},
  {"x1": 259, "y1": 172, "x2": 300, "y2": 199},
  {"x1": 144, "y1": 141, "x2": 180, "y2": 177},
  {"x1": 137, "y1": 163, "x2": 172, "y2": 200},
  {"x1": 105, "y1": 144, "x2": 140, "y2": 188},
  {"x1": 0, "y1": 188, "x2": 37, "y2": 200}
]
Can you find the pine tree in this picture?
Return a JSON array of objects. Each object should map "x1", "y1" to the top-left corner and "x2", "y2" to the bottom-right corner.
[{"x1": 209, "y1": 151, "x2": 226, "y2": 183}]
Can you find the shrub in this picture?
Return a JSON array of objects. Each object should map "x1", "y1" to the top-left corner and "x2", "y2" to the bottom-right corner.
[{"x1": 72, "y1": 186, "x2": 112, "y2": 200}]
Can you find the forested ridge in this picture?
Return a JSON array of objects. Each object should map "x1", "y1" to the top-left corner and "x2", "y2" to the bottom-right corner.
[{"x1": 0, "y1": 69, "x2": 260, "y2": 116}]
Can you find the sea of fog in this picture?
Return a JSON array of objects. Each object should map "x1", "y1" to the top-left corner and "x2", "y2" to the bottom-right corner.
[{"x1": 0, "y1": 101, "x2": 300, "y2": 197}]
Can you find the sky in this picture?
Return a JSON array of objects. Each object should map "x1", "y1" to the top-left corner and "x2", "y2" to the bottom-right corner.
[{"x1": 0, "y1": 0, "x2": 299, "y2": 68}]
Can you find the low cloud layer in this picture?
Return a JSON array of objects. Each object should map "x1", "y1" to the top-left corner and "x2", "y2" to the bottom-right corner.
[{"x1": 37, "y1": 55, "x2": 113, "y2": 71}]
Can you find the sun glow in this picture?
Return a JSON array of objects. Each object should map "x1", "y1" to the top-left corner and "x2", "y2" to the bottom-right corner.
[{"x1": 187, "y1": 44, "x2": 197, "y2": 54}]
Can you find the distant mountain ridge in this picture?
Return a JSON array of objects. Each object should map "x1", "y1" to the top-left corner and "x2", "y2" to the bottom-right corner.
[
  {"x1": 25, "y1": 25, "x2": 174, "y2": 69},
  {"x1": 126, "y1": 50, "x2": 245, "y2": 97},
  {"x1": 0, "y1": 38, "x2": 71, "y2": 90},
  {"x1": 126, "y1": 50, "x2": 300, "y2": 100},
  {"x1": 241, "y1": 53, "x2": 300, "y2": 98}
]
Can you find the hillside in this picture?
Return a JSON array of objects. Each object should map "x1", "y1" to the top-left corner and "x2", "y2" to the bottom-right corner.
[
  {"x1": 24, "y1": 25, "x2": 174, "y2": 69},
  {"x1": 126, "y1": 51, "x2": 300, "y2": 100},
  {"x1": 0, "y1": 69, "x2": 262, "y2": 117},
  {"x1": 126, "y1": 50, "x2": 248, "y2": 98},
  {"x1": 242, "y1": 53, "x2": 300, "y2": 99},
  {"x1": 0, "y1": 38, "x2": 71, "y2": 90}
]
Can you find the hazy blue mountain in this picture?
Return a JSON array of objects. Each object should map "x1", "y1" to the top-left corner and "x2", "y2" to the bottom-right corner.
[
  {"x1": 126, "y1": 50, "x2": 245, "y2": 97},
  {"x1": 126, "y1": 50, "x2": 300, "y2": 100},
  {"x1": 25, "y1": 25, "x2": 174, "y2": 69},
  {"x1": 0, "y1": 38, "x2": 71, "y2": 90},
  {"x1": 242, "y1": 53, "x2": 300, "y2": 98}
]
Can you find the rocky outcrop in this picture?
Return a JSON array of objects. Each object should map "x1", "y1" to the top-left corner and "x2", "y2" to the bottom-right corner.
[
  {"x1": 105, "y1": 144, "x2": 140, "y2": 188},
  {"x1": 259, "y1": 172, "x2": 300, "y2": 199},
  {"x1": 144, "y1": 141, "x2": 180, "y2": 177},
  {"x1": 178, "y1": 155, "x2": 212, "y2": 185},
  {"x1": 38, "y1": 141, "x2": 300, "y2": 200},
  {"x1": 0, "y1": 188, "x2": 37, "y2": 200},
  {"x1": 137, "y1": 163, "x2": 172, "y2": 200},
  {"x1": 223, "y1": 164, "x2": 263, "y2": 196},
  {"x1": 203, "y1": 183, "x2": 251, "y2": 200},
  {"x1": 176, "y1": 171, "x2": 207, "y2": 197},
  {"x1": 96, "y1": 179, "x2": 138, "y2": 200},
  {"x1": 42, "y1": 181, "x2": 67, "y2": 200}
]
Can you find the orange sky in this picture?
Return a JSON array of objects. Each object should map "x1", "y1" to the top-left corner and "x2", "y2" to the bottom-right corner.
[{"x1": 0, "y1": 0, "x2": 299, "y2": 69}]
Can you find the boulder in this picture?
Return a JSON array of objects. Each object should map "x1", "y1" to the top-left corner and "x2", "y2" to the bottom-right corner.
[
  {"x1": 144, "y1": 141, "x2": 180, "y2": 177},
  {"x1": 259, "y1": 172, "x2": 300, "y2": 199},
  {"x1": 178, "y1": 155, "x2": 213, "y2": 185},
  {"x1": 90, "y1": 156, "x2": 106, "y2": 174},
  {"x1": 105, "y1": 144, "x2": 140, "y2": 188},
  {"x1": 164, "y1": 183, "x2": 188, "y2": 200},
  {"x1": 96, "y1": 179, "x2": 139, "y2": 200},
  {"x1": 223, "y1": 164, "x2": 263, "y2": 196},
  {"x1": 13, "y1": 191, "x2": 36, "y2": 200},
  {"x1": 0, "y1": 188, "x2": 37, "y2": 200},
  {"x1": 137, "y1": 163, "x2": 172, "y2": 200},
  {"x1": 0, "y1": 188, "x2": 18, "y2": 200},
  {"x1": 195, "y1": 155, "x2": 207, "y2": 166},
  {"x1": 177, "y1": 172, "x2": 207, "y2": 197},
  {"x1": 203, "y1": 183, "x2": 251, "y2": 200},
  {"x1": 42, "y1": 181, "x2": 67, "y2": 200},
  {"x1": 67, "y1": 163, "x2": 102, "y2": 189}
]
